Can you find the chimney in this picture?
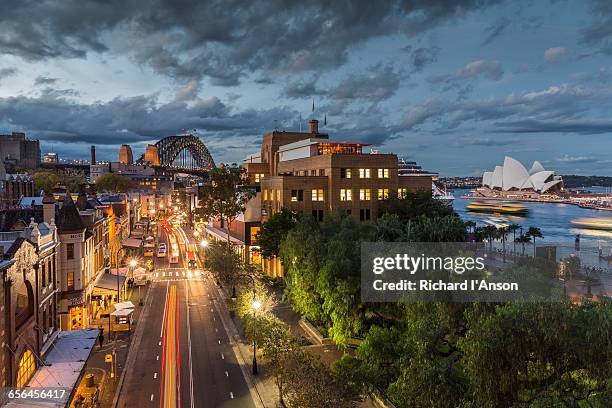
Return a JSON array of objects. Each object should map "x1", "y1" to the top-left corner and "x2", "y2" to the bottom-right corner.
[
  {"x1": 43, "y1": 194, "x2": 55, "y2": 224},
  {"x1": 91, "y1": 145, "x2": 96, "y2": 165},
  {"x1": 308, "y1": 119, "x2": 319, "y2": 134}
]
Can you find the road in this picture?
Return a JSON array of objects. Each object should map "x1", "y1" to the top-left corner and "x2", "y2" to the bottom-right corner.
[{"x1": 118, "y1": 227, "x2": 256, "y2": 408}]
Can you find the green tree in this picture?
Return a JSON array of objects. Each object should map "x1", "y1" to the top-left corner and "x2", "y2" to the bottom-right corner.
[
  {"x1": 203, "y1": 240, "x2": 242, "y2": 286},
  {"x1": 95, "y1": 173, "x2": 134, "y2": 192},
  {"x1": 379, "y1": 189, "x2": 455, "y2": 221},
  {"x1": 460, "y1": 301, "x2": 611, "y2": 407},
  {"x1": 197, "y1": 165, "x2": 254, "y2": 242},
  {"x1": 405, "y1": 215, "x2": 467, "y2": 242},
  {"x1": 284, "y1": 350, "x2": 359, "y2": 408},
  {"x1": 527, "y1": 226, "x2": 543, "y2": 256},
  {"x1": 255, "y1": 208, "x2": 298, "y2": 258},
  {"x1": 33, "y1": 171, "x2": 60, "y2": 194}
]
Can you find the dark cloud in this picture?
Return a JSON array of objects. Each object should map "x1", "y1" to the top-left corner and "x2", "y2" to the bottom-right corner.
[
  {"x1": 0, "y1": 92, "x2": 298, "y2": 150},
  {"x1": 34, "y1": 76, "x2": 59, "y2": 86},
  {"x1": 581, "y1": 0, "x2": 612, "y2": 47},
  {"x1": 282, "y1": 78, "x2": 325, "y2": 99},
  {"x1": 403, "y1": 84, "x2": 612, "y2": 134},
  {"x1": 481, "y1": 17, "x2": 511, "y2": 45},
  {"x1": 327, "y1": 63, "x2": 401, "y2": 102},
  {"x1": 0, "y1": 67, "x2": 17, "y2": 83},
  {"x1": 428, "y1": 59, "x2": 504, "y2": 91},
  {"x1": 458, "y1": 137, "x2": 519, "y2": 147},
  {"x1": 409, "y1": 47, "x2": 440, "y2": 72},
  {"x1": 0, "y1": 0, "x2": 502, "y2": 86}
]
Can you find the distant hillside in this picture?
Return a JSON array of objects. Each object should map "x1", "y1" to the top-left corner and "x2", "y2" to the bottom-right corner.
[{"x1": 562, "y1": 175, "x2": 612, "y2": 188}]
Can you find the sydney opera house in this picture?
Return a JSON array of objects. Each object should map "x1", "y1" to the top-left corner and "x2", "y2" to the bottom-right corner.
[{"x1": 482, "y1": 157, "x2": 563, "y2": 193}]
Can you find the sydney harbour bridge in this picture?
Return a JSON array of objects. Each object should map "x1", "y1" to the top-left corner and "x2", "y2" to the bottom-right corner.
[{"x1": 136, "y1": 134, "x2": 216, "y2": 171}]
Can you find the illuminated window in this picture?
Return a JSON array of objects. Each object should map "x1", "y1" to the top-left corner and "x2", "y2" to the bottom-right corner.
[
  {"x1": 340, "y1": 189, "x2": 352, "y2": 201},
  {"x1": 291, "y1": 190, "x2": 303, "y2": 202},
  {"x1": 254, "y1": 173, "x2": 264, "y2": 182},
  {"x1": 378, "y1": 189, "x2": 389, "y2": 200},
  {"x1": 377, "y1": 168, "x2": 389, "y2": 179},
  {"x1": 340, "y1": 168, "x2": 352, "y2": 179},
  {"x1": 359, "y1": 189, "x2": 371, "y2": 201},
  {"x1": 67, "y1": 272, "x2": 75, "y2": 291},
  {"x1": 270, "y1": 189, "x2": 275, "y2": 201},
  {"x1": 311, "y1": 189, "x2": 324, "y2": 201},
  {"x1": 16, "y1": 350, "x2": 35, "y2": 388},
  {"x1": 359, "y1": 168, "x2": 371, "y2": 179},
  {"x1": 276, "y1": 190, "x2": 281, "y2": 202},
  {"x1": 398, "y1": 188, "x2": 408, "y2": 199}
]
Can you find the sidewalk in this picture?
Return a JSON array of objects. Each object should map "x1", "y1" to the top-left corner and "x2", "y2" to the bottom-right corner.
[{"x1": 69, "y1": 284, "x2": 148, "y2": 408}]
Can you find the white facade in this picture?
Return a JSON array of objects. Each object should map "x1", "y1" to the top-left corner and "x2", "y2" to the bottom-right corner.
[{"x1": 482, "y1": 156, "x2": 563, "y2": 193}]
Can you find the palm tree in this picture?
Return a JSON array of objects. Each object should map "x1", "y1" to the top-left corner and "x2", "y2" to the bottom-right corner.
[
  {"x1": 507, "y1": 224, "x2": 520, "y2": 254},
  {"x1": 527, "y1": 226, "x2": 543, "y2": 257},
  {"x1": 482, "y1": 225, "x2": 498, "y2": 251},
  {"x1": 515, "y1": 233, "x2": 531, "y2": 255}
]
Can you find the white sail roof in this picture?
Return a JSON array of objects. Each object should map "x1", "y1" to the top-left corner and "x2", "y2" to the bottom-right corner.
[{"x1": 481, "y1": 157, "x2": 562, "y2": 193}]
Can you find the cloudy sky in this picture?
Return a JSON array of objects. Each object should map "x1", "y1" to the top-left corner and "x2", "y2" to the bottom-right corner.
[{"x1": 1, "y1": 0, "x2": 612, "y2": 176}]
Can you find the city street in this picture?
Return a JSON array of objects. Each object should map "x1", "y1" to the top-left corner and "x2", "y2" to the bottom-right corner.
[{"x1": 118, "y1": 228, "x2": 256, "y2": 408}]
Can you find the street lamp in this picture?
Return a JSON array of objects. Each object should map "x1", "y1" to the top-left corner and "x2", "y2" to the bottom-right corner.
[{"x1": 200, "y1": 239, "x2": 208, "y2": 248}]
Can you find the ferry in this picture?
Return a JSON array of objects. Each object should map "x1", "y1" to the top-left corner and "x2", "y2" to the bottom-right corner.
[
  {"x1": 570, "y1": 217, "x2": 612, "y2": 231},
  {"x1": 466, "y1": 201, "x2": 529, "y2": 215},
  {"x1": 432, "y1": 182, "x2": 454, "y2": 206}
]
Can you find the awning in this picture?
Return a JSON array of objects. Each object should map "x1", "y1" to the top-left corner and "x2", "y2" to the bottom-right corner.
[
  {"x1": 92, "y1": 272, "x2": 126, "y2": 296},
  {"x1": 204, "y1": 225, "x2": 244, "y2": 245},
  {"x1": 111, "y1": 308, "x2": 134, "y2": 317},
  {"x1": 113, "y1": 301, "x2": 135, "y2": 311},
  {"x1": 122, "y1": 237, "x2": 143, "y2": 248}
]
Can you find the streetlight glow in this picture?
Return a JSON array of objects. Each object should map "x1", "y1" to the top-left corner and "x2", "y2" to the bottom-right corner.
[
  {"x1": 129, "y1": 259, "x2": 138, "y2": 268},
  {"x1": 193, "y1": 230, "x2": 200, "y2": 237},
  {"x1": 200, "y1": 239, "x2": 209, "y2": 248},
  {"x1": 252, "y1": 300, "x2": 262, "y2": 311}
]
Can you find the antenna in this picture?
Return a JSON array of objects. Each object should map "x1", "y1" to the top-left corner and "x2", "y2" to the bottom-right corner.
[{"x1": 299, "y1": 113, "x2": 302, "y2": 132}]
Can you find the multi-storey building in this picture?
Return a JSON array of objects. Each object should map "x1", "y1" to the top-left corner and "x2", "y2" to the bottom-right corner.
[
  {"x1": 0, "y1": 132, "x2": 41, "y2": 170},
  {"x1": 246, "y1": 120, "x2": 431, "y2": 227},
  {"x1": 207, "y1": 119, "x2": 432, "y2": 276},
  {"x1": 0, "y1": 163, "x2": 35, "y2": 210},
  {"x1": 0, "y1": 206, "x2": 59, "y2": 388}
]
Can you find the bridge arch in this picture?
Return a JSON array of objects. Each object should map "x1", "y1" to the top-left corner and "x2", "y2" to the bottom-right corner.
[{"x1": 139, "y1": 135, "x2": 215, "y2": 170}]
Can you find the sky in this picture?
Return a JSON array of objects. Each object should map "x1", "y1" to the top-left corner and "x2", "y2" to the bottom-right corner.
[{"x1": 1, "y1": 0, "x2": 612, "y2": 176}]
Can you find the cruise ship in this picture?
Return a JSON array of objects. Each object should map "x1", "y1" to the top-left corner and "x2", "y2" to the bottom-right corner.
[
  {"x1": 398, "y1": 158, "x2": 454, "y2": 206},
  {"x1": 466, "y1": 200, "x2": 529, "y2": 215}
]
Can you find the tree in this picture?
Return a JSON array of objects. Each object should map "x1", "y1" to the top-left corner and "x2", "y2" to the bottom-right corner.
[
  {"x1": 203, "y1": 240, "x2": 242, "y2": 286},
  {"x1": 255, "y1": 208, "x2": 298, "y2": 258},
  {"x1": 460, "y1": 301, "x2": 611, "y2": 407},
  {"x1": 527, "y1": 226, "x2": 543, "y2": 256},
  {"x1": 378, "y1": 189, "x2": 455, "y2": 221},
  {"x1": 33, "y1": 171, "x2": 60, "y2": 194},
  {"x1": 197, "y1": 165, "x2": 254, "y2": 243},
  {"x1": 95, "y1": 173, "x2": 134, "y2": 192},
  {"x1": 284, "y1": 350, "x2": 359, "y2": 408},
  {"x1": 507, "y1": 223, "x2": 521, "y2": 253}
]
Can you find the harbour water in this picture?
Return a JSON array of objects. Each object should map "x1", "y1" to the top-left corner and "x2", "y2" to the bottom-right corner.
[{"x1": 453, "y1": 188, "x2": 612, "y2": 246}]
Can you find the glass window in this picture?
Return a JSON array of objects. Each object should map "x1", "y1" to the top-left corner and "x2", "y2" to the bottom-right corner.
[
  {"x1": 359, "y1": 168, "x2": 371, "y2": 179},
  {"x1": 398, "y1": 188, "x2": 408, "y2": 199},
  {"x1": 263, "y1": 189, "x2": 268, "y2": 201},
  {"x1": 16, "y1": 350, "x2": 35, "y2": 388},
  {"x1": 67, "y1": 272, "x2": 75, "y2": 291},
  {"x1": 377, "y1": 168, "x2": 389, "y2": 178},
  {"x1": 291, "y1": 190, "x2": 304, "y2": 202},
  {"x1": 311, "y1": 189, "x2": 324, "y2": 201},
  {"x1": 319, "y1": 169, "x2": 325, "y2": 176},
  {"x1": 378, "y1": 188, "x2": 389, "y2": 200},
  {"x1": 340, "y1": 168, "x2": 352, "y2": 179},
  {"x1": 359, "y1": 188, "x2": 371, "y2": 201},
  {"x1": 340, "y1": 189, "x2": 352, "y2": 201},
  {"x1": 359, "y1": 208, "x2": 371, "y2": 221},
  {"x1": 66, "y1": 243, "x2": 74, "y2": 260}
]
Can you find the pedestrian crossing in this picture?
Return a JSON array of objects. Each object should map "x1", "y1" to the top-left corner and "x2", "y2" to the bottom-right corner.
[{"x1": 149, "y1": 270, "x2": 206, "y2": 281}]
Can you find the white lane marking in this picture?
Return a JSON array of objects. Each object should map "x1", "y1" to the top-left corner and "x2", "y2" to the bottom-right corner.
[
  {"x1": 157, "y1": 355, "x2": 159, "y2": 361},
  {"x1": 215, "y1": 328, "x2": 218, "y2": 333},
  {"x1": 218, "y1": 339, "x2": 221, "y2": 344},
  {"x1": 154, "y1": 372, "x2": 157, "y2": 379},
  {"x1": 185, "y1": 280, "x2": 195, "y2": 408},
  {"x1": 225, "y1": 371, "x2": 229, "y2": 377},
  {"x1": 221, "y1": 353, "x2": 225, "y2": 360},
  {"x1": 150, "y1": 394, "x2": 154, "y2": 401},
  {"x1": 229, "y1": 392, "x2": 234, "y2": 399},
  {"x1": 158, "y1": 341, "x2": 161, "y2": 346},
  {"x1": 160, "y1": 280, "x2": 170, "y2": 337}
]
